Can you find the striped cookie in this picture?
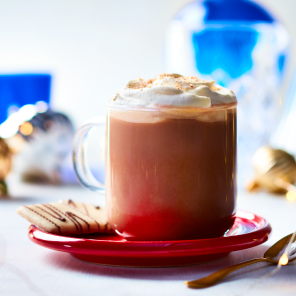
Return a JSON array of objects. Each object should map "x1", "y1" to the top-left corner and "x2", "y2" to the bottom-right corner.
[{"x1": 17, "y1": 200, "x2": 113, "y2": 235}]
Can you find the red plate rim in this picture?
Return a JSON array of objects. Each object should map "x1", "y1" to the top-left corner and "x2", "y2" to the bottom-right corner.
[{"x1": 28, "y1": 210, "x2": 272, "y2": 258}]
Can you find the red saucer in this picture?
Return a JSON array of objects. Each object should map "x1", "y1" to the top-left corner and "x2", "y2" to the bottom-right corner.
[{"x1": 28, "y1": 210, "x2": 271, "y2": 267}]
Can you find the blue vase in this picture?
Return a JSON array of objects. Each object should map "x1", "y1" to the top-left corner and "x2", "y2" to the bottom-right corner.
[{"x1": 165, "y1": 0, "x2": 290, "y2": 185}]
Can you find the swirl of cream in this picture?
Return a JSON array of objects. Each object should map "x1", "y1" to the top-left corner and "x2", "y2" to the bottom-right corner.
[{"x1": 107, "y1": 74, "x2": 237, "y2": 108}]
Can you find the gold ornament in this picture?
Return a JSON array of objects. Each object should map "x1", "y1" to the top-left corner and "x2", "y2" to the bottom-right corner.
[
  {"x1": 0, "y1": 137, "x2": 12, "y2": 197},
  {"x1": 246, "y1": 146, "x2": 296, "y2": 194}
]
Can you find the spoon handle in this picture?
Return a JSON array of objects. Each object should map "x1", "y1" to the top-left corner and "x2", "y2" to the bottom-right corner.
[{"x1": 186, "y1": 258, "x2": 268, "y2": 288}]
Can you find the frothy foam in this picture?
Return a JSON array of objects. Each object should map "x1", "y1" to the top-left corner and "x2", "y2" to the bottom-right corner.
[
  {"x1": 107, "y1": 73, "x2": 237, "y2": 109},
  {"x1": 109, "y1": 107, "x2": 235, "y2": 124}
]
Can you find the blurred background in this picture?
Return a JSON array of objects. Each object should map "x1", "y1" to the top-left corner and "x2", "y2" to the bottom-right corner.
[
  {"x1": 1, "y1": 0, "x2": 296, "y2": 194},
  {"x1": 0, "y1": 0, "x2": 294, "y2": 125}
]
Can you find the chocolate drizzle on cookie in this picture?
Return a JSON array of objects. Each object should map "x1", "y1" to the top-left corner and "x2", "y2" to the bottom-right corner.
[
  {"x1": 65, "y1": 199, "x2": 77, "y2": 208},
  {"x1": 65, "y1": 199, "x2": 89, "y2": 217},
  {"x1": 64, "y1": 211, "x2": 90, "y2": 233},
  {"x1": 51, "y1": 202, "x2": 93, "y2": 234},
  {"x1": 62, "y1": 200, "x2": 101, "y2": 232},
  {"x1": 35, "y1": 205, "x2": 66, "y2": 222},
  {"x1": 24, "y1": 206, "x2": 62, "y2": 235}
]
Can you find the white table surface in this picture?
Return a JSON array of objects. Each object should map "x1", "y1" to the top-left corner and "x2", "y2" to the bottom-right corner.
[{"x1": 1, "y1": 177, "x2": 296, "y2": 296}]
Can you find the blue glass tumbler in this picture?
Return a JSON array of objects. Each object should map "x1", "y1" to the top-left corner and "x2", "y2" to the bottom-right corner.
[{"x1": 165, "y1": 0, "x2": 290, "y2": 185}]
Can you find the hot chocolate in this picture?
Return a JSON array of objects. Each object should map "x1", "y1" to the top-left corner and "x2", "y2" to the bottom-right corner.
[{"x1": 105, "y1": 74, "x2": 237, "y2": 240}]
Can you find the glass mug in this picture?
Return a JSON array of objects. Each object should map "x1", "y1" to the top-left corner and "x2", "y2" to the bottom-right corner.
[{"x1": 73, "y1": 104, "x2": 237, "y2": 241}]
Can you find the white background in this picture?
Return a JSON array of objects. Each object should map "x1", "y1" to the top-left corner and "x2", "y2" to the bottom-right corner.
[{"x1": 0, "y1": 0, "x2": 295, "y2": 127}]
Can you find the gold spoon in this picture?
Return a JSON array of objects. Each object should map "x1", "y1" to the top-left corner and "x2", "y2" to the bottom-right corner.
[{"x1": 186, "y1": 233, "x2": 296, "y2": 289}]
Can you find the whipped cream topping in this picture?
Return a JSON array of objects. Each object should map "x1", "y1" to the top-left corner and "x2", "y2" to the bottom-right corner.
[{"x1": 107, "y1": 73, "x2": 237, "y2": 108}]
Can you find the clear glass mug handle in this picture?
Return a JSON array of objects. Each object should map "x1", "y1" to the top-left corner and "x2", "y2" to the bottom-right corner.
[{"x1": 72, "y1": 117, "x2": 106, "y2": 194}]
